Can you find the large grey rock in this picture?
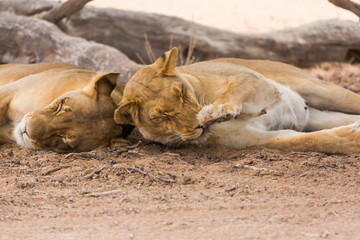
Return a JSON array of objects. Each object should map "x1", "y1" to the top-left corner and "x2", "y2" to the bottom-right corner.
[
  {"x1": 64, "y1": 9, "x2": 360, "y2": 67},
  {"x1": 0, "y1": 12, "x2": 141, "y2": 84},
  {"x1": 1, "y1": 0, "x2": 360, "y2": 66}
]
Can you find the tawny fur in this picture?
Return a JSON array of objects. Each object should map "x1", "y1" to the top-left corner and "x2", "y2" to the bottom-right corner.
[
  {"x1": 115, "y1": 48, "x2": 360, "y2": 155},
  {"x1": 0, "y1": 63, "x2": 126, "y2": 152}
]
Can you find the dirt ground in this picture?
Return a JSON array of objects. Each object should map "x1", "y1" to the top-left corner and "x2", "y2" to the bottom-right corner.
[
  {"x1": 0, "y1": 63, "x2": 360, "y2": 240},
  {"x1": 2, "y1": 1, "x2": 360, "y2": 238}
]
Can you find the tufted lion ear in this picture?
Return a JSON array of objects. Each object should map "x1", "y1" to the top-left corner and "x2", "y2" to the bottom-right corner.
[
  {"x1": 84, "y1": 72, "x2": 120, "y2": 97},
  {"x1": 154, "y1": 47, "x2": 178, "y2": 76},
  {"x1": 114, "y1": 100, "x2": 137, "y2": 125}
]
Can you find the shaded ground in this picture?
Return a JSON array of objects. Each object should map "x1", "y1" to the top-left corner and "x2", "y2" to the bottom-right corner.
[{"x1": 1, "y1": 63, "x2": 360, "y2": 240}]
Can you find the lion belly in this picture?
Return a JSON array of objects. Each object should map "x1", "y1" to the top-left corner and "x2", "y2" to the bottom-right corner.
[{"x1": 256, "y1": 83, "x2": 309, "y2": 131}]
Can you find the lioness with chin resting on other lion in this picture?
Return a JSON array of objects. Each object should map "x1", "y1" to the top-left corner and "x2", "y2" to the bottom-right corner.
[
  {"x1": 114, "y1": 47, "x2": 360, "y2": 155},
  {"x1": 0, "y1": 62, "x2": 131, "y2": 152}
]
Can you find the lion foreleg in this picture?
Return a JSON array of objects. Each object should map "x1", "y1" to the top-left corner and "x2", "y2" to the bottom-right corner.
[
  {"x1": 0, "y1": 124, "x2": 14, "y2": 143},
  {"x1": 197, "y1": 79, "x2": 276, "y2": 127},
  {"x1": 0, "y1": 99, "x2": 12, "y2": 143},
  {"x1": 197, "y1": 87, "x2": 243, "y2": 127}
]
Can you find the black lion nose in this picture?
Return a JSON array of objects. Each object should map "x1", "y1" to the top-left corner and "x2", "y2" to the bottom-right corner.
[{"x1": 22, "y1": 128, "x2": 28, "y2": 136}]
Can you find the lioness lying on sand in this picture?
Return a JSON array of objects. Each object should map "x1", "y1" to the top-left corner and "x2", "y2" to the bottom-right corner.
[
  {"x1": 115, "y1": 48, "x2": 360, "y2": 155},
  {"x1": 0, "y1": 62, "x2": 130, "y2": 152}
]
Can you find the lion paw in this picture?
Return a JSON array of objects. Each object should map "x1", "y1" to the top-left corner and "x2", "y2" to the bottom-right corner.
[
  {"x1": 109, "y1": 138, "x2": 131, "y2": 148},
  {"x1": 197, "y1": 104, "x2": 241, "y2": 127}
]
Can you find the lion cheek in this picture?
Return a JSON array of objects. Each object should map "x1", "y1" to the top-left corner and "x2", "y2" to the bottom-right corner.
[
  {"x1": 139, "y1": 130, "x2": 159, "y2": 143},
  {"x1": 14, "y1": 112, "x2": 46, "y2": 150},
  {"x1": 15, "y1": 111, "x2": 70, "y2": 151}
]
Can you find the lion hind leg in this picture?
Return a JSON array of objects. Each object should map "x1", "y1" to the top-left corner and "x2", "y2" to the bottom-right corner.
[
  {"x1": 211, "y1": 121, "x2": 360, "y2": 155},
  {"x1": 305, "y1": 107, "x2": 360, "y2": 131},
  {"x1": 297, "y1": 80, "x2": 360, "y2": 114},
  {"x1": 263, "y1": 123, "x2": 360, "y2": 155}
]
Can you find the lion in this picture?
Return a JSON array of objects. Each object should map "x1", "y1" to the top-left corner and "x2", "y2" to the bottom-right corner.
[
  {"x1": 114, "y1": 47, "x2": 360, "y2": 155},
  {"x1": 0, "y1": 62, "x2": 131, "y2": 152}
]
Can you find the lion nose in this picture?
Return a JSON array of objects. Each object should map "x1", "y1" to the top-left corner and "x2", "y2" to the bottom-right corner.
[
  {"x1": 21, "y1": 125, "x2": 28, "y2": 136},
  {"x1": 195, "y1": 125, "x2": 205, "y2": 130}
]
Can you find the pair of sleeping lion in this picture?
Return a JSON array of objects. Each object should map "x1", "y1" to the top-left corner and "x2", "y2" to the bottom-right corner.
[{"x1": 2, "y1": 48, "x2": 360, "y2": 154}]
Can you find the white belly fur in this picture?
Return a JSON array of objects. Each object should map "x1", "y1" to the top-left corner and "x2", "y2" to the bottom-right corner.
[{"x1": 257, "y1": 82, "x2": 309, "y2": 131}]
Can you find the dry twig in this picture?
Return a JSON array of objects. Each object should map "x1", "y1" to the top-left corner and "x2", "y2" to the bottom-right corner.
[
  {"x1": 83, "y1": 166, "x2": 107, "y2": 180},
  {"x1": 41, "y1": 165, "x2": 70, "y2": 176},
  {"x1": 125, "y1": 140, "x2": 142, "y2": 150},
  {"x1": 118, "y1": 196, "x2": 127, "y2": 204},
  {"x1": 64, "y1": 152, "x2": 96, "y2": 159},
  {"x1": 41, "y1": 0, "x2": 92, "y2": 24},
  {"x1": 184, "y1": 20, "x2": 198, "y2": 65},
  {"x1": 161, "y1": 152, "x2": 181, "y2": 158},
  {"x1": 84, "y1": 189, "x2": 124, "y2": 197},
  {"x1": 135, "y1": 52, "x2": 147, "y2": 65},
  {"x1": 144, "y1": 33, "x2": 157, "y2": 63},
  {"x1": 329, "y1": 0, "x2": 360, "y2": 18},
  {"x1": 137, "y1": 24, "x2": 197, "y2": 65},
  {"x1": 243, "y1": 165, "x2": 268, "y2": 171},
  {"x1": 122, "y1": 167, "x2": 175, "y2": 183},
  {"x1": 243, "y1": 165, "x2": 282, "y2": 176},
  {"x1": 169, "y1": 35, "x2": 174, "y2": 50},
  {"x1": 300, "y1": 231, "x2": 329, "y2": 238}
]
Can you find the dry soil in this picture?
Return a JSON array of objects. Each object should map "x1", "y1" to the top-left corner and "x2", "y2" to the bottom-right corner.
[{"x1": 0, "y1": 63, "x2": 360, "y2": 240}]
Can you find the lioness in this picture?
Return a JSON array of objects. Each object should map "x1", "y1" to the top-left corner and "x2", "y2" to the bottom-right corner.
[
  {"x1": 114, "y1": 47, "x2": 360, "y2": 155},
  {"x1": 0, "y1": 62, "x2": 130, "y2": 152}
]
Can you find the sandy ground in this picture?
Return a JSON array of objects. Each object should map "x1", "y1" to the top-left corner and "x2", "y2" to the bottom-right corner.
[
  {"x1": 1, "y1": 1, "x2": 360, "y2": 240},
  {"x1": 1, "y1": 63, "x2": 360, "y2": 240},
  {"x1": 1, "y1": 135, "x2": 360, "y2": 240},
  {"x1": 0, "y1": 63, "x2": 360, "y2": 240}
]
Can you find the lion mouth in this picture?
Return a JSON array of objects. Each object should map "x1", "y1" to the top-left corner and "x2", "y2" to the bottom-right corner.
[
  {"x1": 188, "y1": 126, "x2": 212, "y2": 145},
  {"x1": 14, "y1": 122, "x2": 37, "y2": 149},
  {"x1": 163, "y1": 126, "x2": 212, "y2": 146}
]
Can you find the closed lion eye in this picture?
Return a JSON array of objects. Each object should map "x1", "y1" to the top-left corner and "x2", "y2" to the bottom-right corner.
[
  {"x1": 150, "y1": 112, "x2": 172, "y2": 122},
  {"x1": 55, "y1": 100, "x2": 64, "y2": 114},
  {"x1": 150, "y1": 114, "x2": 167, "y2": 121},
  {"x1": 53, "y1": 98, "x2": 71, "y2": 114}
]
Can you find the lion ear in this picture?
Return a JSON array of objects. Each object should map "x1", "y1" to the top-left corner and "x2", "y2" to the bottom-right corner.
[
  {"x1": 114, "y1": 100, "x2": 137, "y2": 125},
  {"x1": 85, "y1": 72, "x2": 121, "y2": 97},
  {"x1": 154, "y1": 47, "x2": 178, "y2": 76}
]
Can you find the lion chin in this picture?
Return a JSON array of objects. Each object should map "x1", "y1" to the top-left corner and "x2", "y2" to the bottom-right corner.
[{"x1": 140, "y1": 126, "x2": 212, "y2": 147}]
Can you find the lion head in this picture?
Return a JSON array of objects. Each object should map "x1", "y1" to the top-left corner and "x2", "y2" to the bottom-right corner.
[
  {"x1": 114, "y1": 48, "x2": 204, "y2": 145},
  {"x1": 14, "y1": 72, "x2": 125, "y2": 152}
]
